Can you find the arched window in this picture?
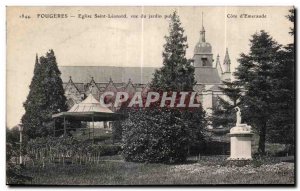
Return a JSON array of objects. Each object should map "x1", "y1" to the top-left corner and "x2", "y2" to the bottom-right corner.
[{"x1": 67, "y1": 98, "x2": 75, "y2": 109}]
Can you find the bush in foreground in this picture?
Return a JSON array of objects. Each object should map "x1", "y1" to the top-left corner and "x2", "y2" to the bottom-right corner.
[{"x1": 122, "y1": 108, "x2": 191, "y2": 163}]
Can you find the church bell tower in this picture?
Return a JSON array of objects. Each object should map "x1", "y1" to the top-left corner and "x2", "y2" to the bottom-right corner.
[{"x1": 192, "y1": 13, "x2": 213, "y2": 68}]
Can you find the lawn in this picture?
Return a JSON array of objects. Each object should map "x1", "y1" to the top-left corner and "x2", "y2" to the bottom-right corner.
[{"x1": 22, "y1": 155, "x2": 294, "y2": 185}]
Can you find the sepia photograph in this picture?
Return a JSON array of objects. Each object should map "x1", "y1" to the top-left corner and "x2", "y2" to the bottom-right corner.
[{"x1": 6, "y1": 6, "x2": 295, "y2": 185}]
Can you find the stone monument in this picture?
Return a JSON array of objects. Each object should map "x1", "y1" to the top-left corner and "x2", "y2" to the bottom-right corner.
[{"x1": 228, "y1": 107, "x2": 253, "y2": 160}]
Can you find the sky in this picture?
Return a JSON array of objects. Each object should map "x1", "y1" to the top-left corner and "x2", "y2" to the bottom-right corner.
[{"x1": 6, "y1": 6, "x2": 293, "y2": 128}]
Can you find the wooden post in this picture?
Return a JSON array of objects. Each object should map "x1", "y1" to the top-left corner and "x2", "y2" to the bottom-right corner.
[{"x1": 92, "y1": 116, "x2": 94, "y2": 144}]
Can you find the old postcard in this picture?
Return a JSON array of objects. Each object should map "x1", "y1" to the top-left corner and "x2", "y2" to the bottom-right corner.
[{"x1": 6, "y1": 6, "x2": 295, "y2": 185}]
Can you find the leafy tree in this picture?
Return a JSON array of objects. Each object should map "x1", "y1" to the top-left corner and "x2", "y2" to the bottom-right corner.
[
  {"x1": 211, "y1": 81, "x2": 243, "y2": 128},
  {"x1": 122, "y1": 108, "x2": 190, "y2": 163},
  {"x1": 22, "y1": 50, "x2": 67, "y2": 139},
  {"x1": 234, "y1": 30, "x2": 283, "y2": 154}
]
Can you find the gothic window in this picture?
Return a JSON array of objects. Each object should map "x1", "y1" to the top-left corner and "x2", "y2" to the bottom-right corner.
[{"x1": 67, "y1": 98, "x2": 75, "y2": 109}]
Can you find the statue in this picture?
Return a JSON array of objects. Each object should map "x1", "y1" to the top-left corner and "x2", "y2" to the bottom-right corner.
[
  {"x1": 234, "y1": 106, "x2": 241, "y2": 126},
  {"x1": 229, "y1": 106, "x2": 253, "y2": 161}
]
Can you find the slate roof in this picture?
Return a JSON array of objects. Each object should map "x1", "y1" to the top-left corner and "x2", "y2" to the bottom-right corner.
[
  {"x1": 58, "y1": 66, "x2": 156, "y2": 84},
  {"x1": 59, "y1": 65, "x2": 221, "y2": 85},
  {"x1": 194, "y1": 67, "x2": 221, "y2": 84}
]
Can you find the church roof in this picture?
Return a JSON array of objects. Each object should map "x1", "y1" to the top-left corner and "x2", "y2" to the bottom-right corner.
[
  {"x1": 59, "y1": 65, "x2": 221, "y2": 86},
  {"x1": 58, "y1": 66, "x2": 156, "y2": 84},
  {"x1": 194, "y1": 67, "x2": 221, "y2": 84}
]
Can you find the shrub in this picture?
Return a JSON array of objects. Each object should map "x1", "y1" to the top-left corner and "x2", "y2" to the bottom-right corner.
[
  {"x1": 86, "y1": 144, "x2": 122, "y2": 156},
  {"x1": 26, "y1": 136, "x2": 122, "y2": 160},
  {"x1": 122, "y1": 108, "x2": 194, "y2": 164},
  {"x1": 112, "y1": 120, "x2": 123, "y2": 142}
]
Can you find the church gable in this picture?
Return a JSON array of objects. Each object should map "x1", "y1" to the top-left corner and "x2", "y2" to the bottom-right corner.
[
  {"x1": 86, "y1": 77, "x2": 101, "y2": 100},
  {"x1": 104, "y1": 78, "x2": 118, "y2": 93},
  {"x1": 124, "y1": 79, "x2": 136, "y2": 98},
  {"x1": 64, "y1": 77, "x2": 83, "y2": 107}
]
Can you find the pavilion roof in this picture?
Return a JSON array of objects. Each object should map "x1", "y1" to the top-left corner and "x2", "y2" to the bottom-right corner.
[
  {"x1": 52, "y1": 94, "x2": 122, "y2": 121},
  {"x1": 69, "y1": 94, "x2": 113, "y2": 113}
]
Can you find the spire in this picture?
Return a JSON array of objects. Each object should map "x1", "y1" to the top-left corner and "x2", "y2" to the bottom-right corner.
[
  {"x1": 216, "y1": 54, "x2": 223, "y2": 74},
  {"x1": 200, "y1": 12, "x2": 206, "y2": 42},
  {"x1": 215, "y1": 54, "x2": 220, "y2": 68},
  {"x1": 223, "y1": 48, "x2": 231, "y2": 72}
]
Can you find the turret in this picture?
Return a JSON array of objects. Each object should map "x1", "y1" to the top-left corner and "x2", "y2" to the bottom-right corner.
[
  {"x1": 223, "y1": 48, "x2": 231, "y2": 73},
  {"x1": 221, "y1": 48, "x2": 232, "y2": 82}
]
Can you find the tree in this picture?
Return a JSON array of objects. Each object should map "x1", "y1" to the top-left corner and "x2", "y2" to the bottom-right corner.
[
  {"x1": 151, "y1": 11, "x2": 195, "y2": 91},
  {"x1": 150, "y1": 11, "x2": 206, "y2": 142},
  {"x1": 211, "y1": 81, "x2": 243, "y2": 128},
  {"x1": 287, "y1": 8, "x2": 295, "y2": 36},
  {"x1": 22, "y1": 54, "x2": 46, "y2": 138},
  {"x1": 122, "y1": 11, "x2": 206, "y2": 163},
  {"x1": 152, "y1": 11, "x2": 206, "y2": 148},
  {"x1": 234, "y1": 30, "x2": 282, "y2": 154},
  {"x1": 122, "y1": 108, "x2": 190, "y2": 163},
  {"x1": 22, "y1": 50, "x2": 67, "y2": 139},
  {"x1": 266, "y1": 9, "x2": 295, "y2": 150}
]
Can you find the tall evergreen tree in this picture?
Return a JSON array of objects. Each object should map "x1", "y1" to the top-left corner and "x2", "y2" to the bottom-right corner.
[
  {"x1": 151, "y1": 11, "x2": 195, "y2": 91},
  {"x1": 150, "y1": 11, "x2": 206, "y2": 145},
  {"x1": 211, "y1": 81, "x2": 243, "y2": 128},
  {"x1": 122, "y1": 11, "x2": 206, "y2": 163},
  {"x1": 266, "y1": 9, "x2": 295, "y2": 149},
  {"x1": 22, "y1": 54, "x2": 46, "y2": 138},
  {"x1": 234, "y1": 30, "x2": 282, "y2": 154},
  {"x1": 22, "y1": 50, "x2": 67, "y2": 138}
]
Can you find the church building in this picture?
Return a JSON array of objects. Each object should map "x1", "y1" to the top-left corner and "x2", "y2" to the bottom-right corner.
[{"x1": 58, "y1": 22, "x2": 232, "y2": 127}]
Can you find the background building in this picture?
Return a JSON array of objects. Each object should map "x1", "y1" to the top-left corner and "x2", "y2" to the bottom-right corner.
[{"x1": 59, "y1": 24, "x2": 232, "y2": 127}]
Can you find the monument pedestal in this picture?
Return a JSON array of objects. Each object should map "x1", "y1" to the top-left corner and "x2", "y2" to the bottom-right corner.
[{"x1": 228, "y1": 124, "x2": 253, "y2": 160}]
